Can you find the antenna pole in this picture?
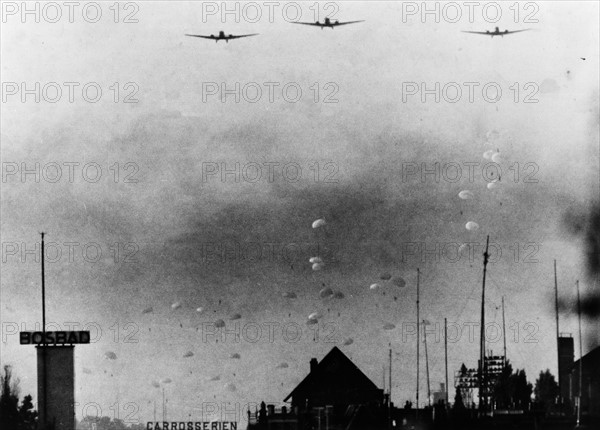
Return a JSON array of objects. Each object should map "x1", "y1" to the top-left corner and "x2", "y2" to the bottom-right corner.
[
  {"x1": 40, "y1": 232, "x2": 48, "y2": 430},
  {"x1": 576, "y1": 280, "x2": 583, "y2": 427},
  {"x1": 554, "y1": 260, "x2": 561, "y2": 404},
  {"x1": 416, "y1": 268, "x2": 420, "y2": 420},
  {"x1": 479, "y1": 235, "x2": 490, "y2": 414},
  {"x1": 389, "y1": 345, "x2": 392, "y2": 430},
  {"x1": 502, "y1": 297, "x2": 507, "y2": 367},
  {"x1": 445, "y1": 317, "x2": 449, "y2": 406},
  {"x1": 424, "y1": 320, "x2": 431, "y2": 407}
]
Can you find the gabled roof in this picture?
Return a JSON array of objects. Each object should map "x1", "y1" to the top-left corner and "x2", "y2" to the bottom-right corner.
[
  {"x1": 284, "y1": 346, "x2": 380, "y2": 402},
  {"x1": 570, "y1": 345, "x2": 600, "y2": 372}
]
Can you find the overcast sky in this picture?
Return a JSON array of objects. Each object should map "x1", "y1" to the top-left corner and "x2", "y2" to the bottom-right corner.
[{"x1": 1, "y1": 1, "x2": 599, "y2": 424}]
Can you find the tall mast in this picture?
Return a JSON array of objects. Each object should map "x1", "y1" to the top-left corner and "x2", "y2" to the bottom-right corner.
[
  {"x1": 389, "y1": 345, "x2": 392, "y2": 430},
  {"x1": 445, "y1": 317, "x2": 449, "y2": 406},
  {"x1": 40, "y1": 232, "x2": 48, "y2": 430},
  {"x1": 554, "y1": 260, "x2": 561, "y2": 402},
  {"x1": 424, "y1": 320, "x2": 431, "y2": 407},
  {"x1": 502, "y1": 297, "x2": 507, "y2": 367},
  {"x1": 479, "y1": 235, "x2": 490, "y2": 413},
  {"x1": 416, "y1": 268, "x2": 420, "y2": 418},
  {"x1": 389, "y1": 345, "x2": 392, "y2": 403},
  {"x1": 576, "y1": 280, "x2": 583, "y2": 427}
]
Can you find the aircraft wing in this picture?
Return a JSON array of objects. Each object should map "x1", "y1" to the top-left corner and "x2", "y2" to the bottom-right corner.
[
  {"x1": 291, "y1": 22, "x2": 324, "y2": 26},
  {"x1": 185, "y1": 34, "x2": 216, "y2": 40},
  {"x1": 504, "y1": 29, "x2": 531, "y2": 35},
  {"x1": 332, "y1": 20, "x2": 365, "y2": 26},
  {"x1": 227, "y1": 33, "x2": 259, "y2": 39},
  {"x1": 461, "y1": 31, "x2": 492, "y2": 36}
]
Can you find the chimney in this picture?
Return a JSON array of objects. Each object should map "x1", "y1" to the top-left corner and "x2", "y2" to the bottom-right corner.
[{"x1": 310, "y1": 358, "x2": 318, "y2": 373}]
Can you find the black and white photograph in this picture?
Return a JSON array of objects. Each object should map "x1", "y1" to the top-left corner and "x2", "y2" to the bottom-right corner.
[{"x1": 1, "y1": 1, "x2": 599, "y2": 429}]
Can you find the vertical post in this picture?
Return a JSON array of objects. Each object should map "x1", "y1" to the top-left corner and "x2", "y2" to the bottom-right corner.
[
  {"x1": 479, "y1": 236, "x2": 490, "y2": 413},
  {"x1": 502, "y1": 297, "x2": 507, "y2": 367},
  {"x1": 41, "y1": 232, "x2": 48, "y2": 430},
  {"x1": 389, "y1": 345, "x2": 392, "y2": 430},
  {"x1": 576, "y1": 280, "x2": 583, "y2": 427},
  {"x1": 416, "y1": 268, "x2": 420, "y2": 421},
  {"x1": 554, "y1": 260, "x2": 561, "y2": 403},
  {"x1": 445, "y1": 317, "x2": 449, "y2": 406},
  {"x1": 424, "y1": 320, "x2": 431, "y2": 407}
]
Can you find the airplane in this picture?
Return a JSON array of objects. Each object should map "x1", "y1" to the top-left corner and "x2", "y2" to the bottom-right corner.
[
  {"x1": 291, "y1": 17, "x2": 364, "y2": 29},
  {"x1": 185, "y1": 31, "x2": 258, "y2": 43},
  {"x1": 462, "y1": 27, "x2": 531, "y2": 37}
]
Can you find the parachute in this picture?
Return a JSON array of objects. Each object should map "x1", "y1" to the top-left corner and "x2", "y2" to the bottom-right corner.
[
  {"x1": 312, "y1": 219, "x2": 326, "y2": 229},
  {"x1": 309, "y1": 257, "x2": 323, "y2": 264},
  {"x1": 161, "y1": 378, "x2": 172, "y2": 384},
  {"x1": 151, "y1": 381, "x2": 160, "y2": 388},
  {"x1": 312, "y1": 263, "x2": 324, "y2": 271},
  {"x1": 142, "y1": 307, "x2": 153, "y2": 314},
  {"x1": 82, "y1": 368, "x2": 92, "y2": 374},
  {"x1": 230, "y1": 313, "x2": 242, "y2": 320},
  {"x1": 215, "y1": 319, "x2": 225, "y2": 328},
  {"x1": 183, "y1": 351, "x2": 194, "y2": 358},
  {"x1": 343, "y1": 338, "x2": 354, "y2": 346},
  {"x1": 208, "y1": 375, "x2": 220, "y2": 382},
  {"x1": 380, "y1": 272, "x2": 392, "y2": 280},
  {"x1": 491, "y1": 153, "x2": 502, "y2": 163},
  {"x1": 230, "y1": 353, "x2": 241, "y2": 359},
  {"x1": 369, "y1": 283, "x2": 380, "y2": 290},
  {"x1": 276, "y1": 362, "x2": 289, "y2": 369},
  {"x1": 171, "y1": 302, "x2": 182, "y2": 310},
  {"x1": 458, "y1": 190, "x2": 474, "y2": 200},
  {"x1": 283, "y1": 292, "x2": 297, "y2": 299},
  {"x1": 319, "y1": 287, "x2": 334, "y2": 299},
  {"x1": 196, "y1": 307, "x2": 204, "y2": 313},
  {"x1": 383, "y1": 323, "x2": 396, "y2": 330},
  {"x1": 104, "y1": 351, "x2": 117, "y2": 360},
  {"x1": 483, "y1": 150, "x2": 494, "y2": 160},
  {"x1": 308, "y1": 311, "x2": 322, "y2": 320},
  {"x1": 487, "y1": 180, "x2": 499, "y2": 190},
  {"x1": 465, "y1": 221, "x2": 479, "y2": 231}
]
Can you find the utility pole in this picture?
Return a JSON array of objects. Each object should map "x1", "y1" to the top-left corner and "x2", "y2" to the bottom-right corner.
[
  {"x1": 478, "y1": 236, "x2": 490, "y2": 414},
  {"x1": 424, "y1": 320, "x2": 431, "y2": 407},
  {"x1": 502, "y1": 297, "x2": 507, "y2": 367},
  {"x1": 554, "y1": 260, "x2": 561, "y2": 404},
  {"x1": 576, "y1": 280, "x2": 583, "y2": 427},
  {"x1": 40, "y1": 232, "x2": 48, "y2": 430},
  {"x1": 416, "y1": 268, "x2": 420, "y2": 421},
  {"x1": 445, "y1": 317, "x2": 449, "y2": 406}
]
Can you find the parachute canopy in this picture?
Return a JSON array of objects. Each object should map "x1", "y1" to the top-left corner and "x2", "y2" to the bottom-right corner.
[
  {"x1": 230, "y1": 313, "x2": 242, "y2": 320},
  {"x1": 215, "y1": 319, "x2": 225, "y2": 328},
  {"x1": 142, "y1": 307, "x2": 153, "y2": 314},
  {"x1": 343, "y1": 338, "x2": 354, "y2": 346},
  {"x1": 171, "y1": 302, "x2": 182, "y2": 310},
  {"x1": 458, "y1": 190, "x2": 474, "y2": 200},
  {"x1": 183, "y1": 351, "x2": 194, "y2": 358},
  {"x1": 312, "y1": 263, "x2": 324, "y2": 271},
  {"x1": 380, "y1": 272, "x2": 392, "y2": 281},
  {"x1": 312, "y1": 219, "x2": 326, "y2": 229},
  {"x1": 230, "y1": 353, "x2": 241, "y2": 359},
  {"x1": 369, "y1": 283, "x2": 380, "y2": 290},
  {"x1": 283, "y1": 292, "x2": 297, "y2": 299},
  {"x1": 383, "y1": 323, "x2": 396, "y2": 330},
  {"x1": 309, "y1": 257, "x2": 323, "y2": 264},
  {"x1": 319, "y1": 287, "x2": 334, "y2": 299},
  {"x1": 465, "y1": 221, "x2": 479, "y2": 231},
  {"x1": 104, "y1": 351, "x2": 117, "y2": 360},
  {"x1": 276, "y1": 362, "x2": 289, "y2": 369}
]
